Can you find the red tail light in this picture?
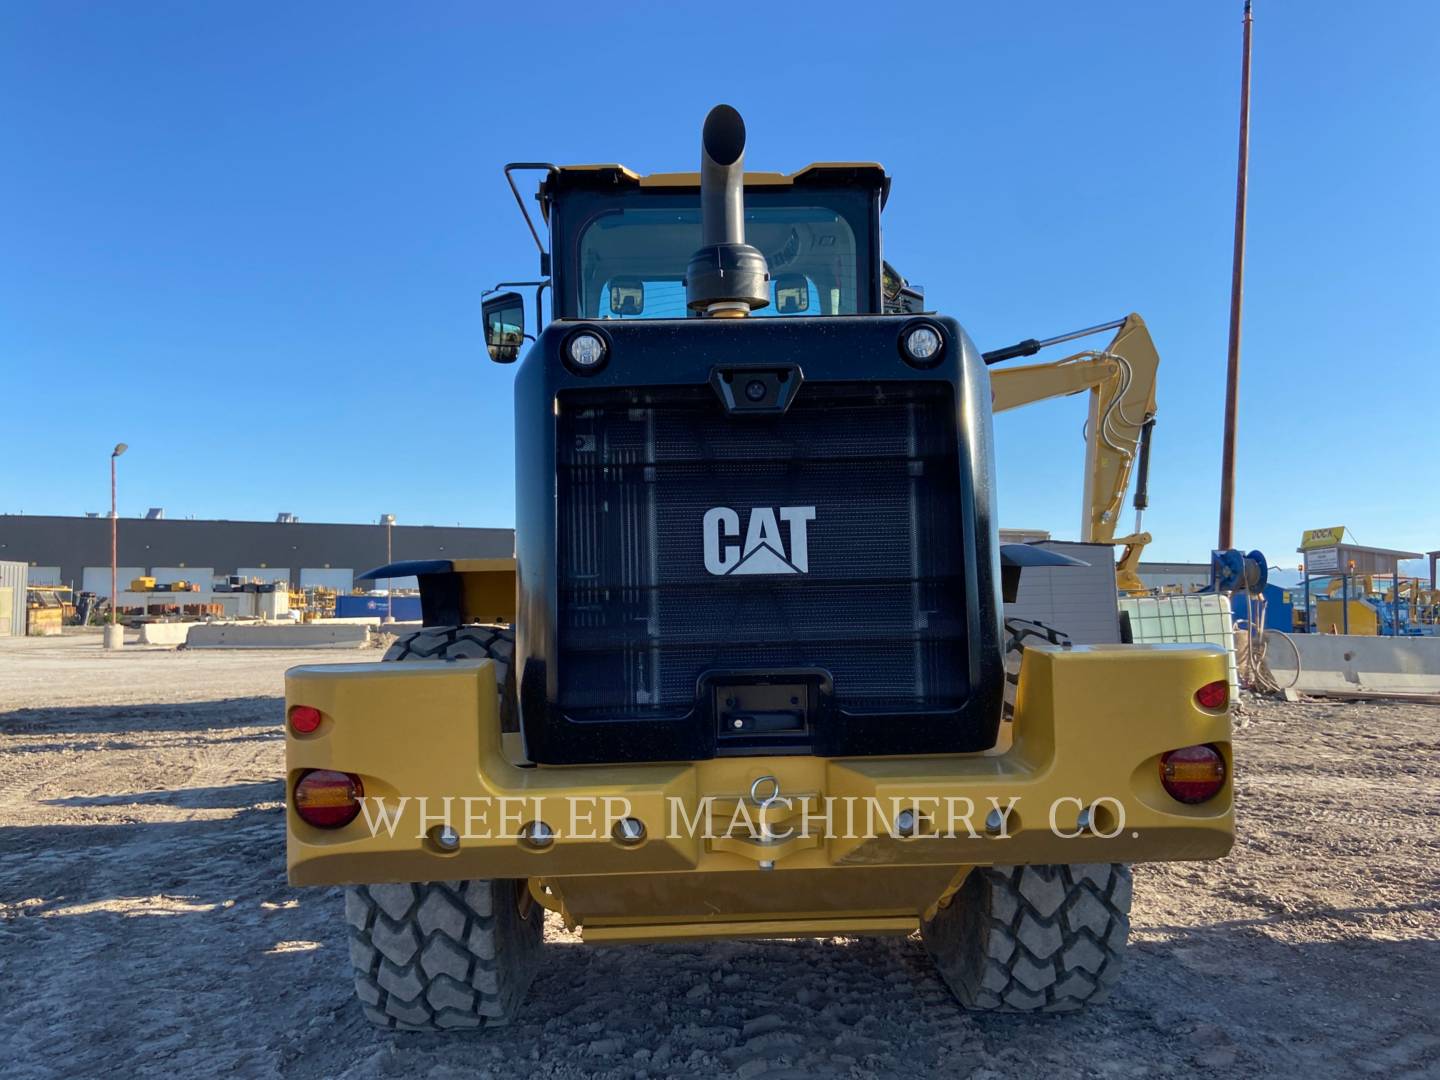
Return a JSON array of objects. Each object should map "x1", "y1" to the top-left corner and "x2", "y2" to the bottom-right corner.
[
  {"x1": 293, "y1": 769, "x2": 363, "y2": 828},
  {"x1": 1194, "y1": 680, "x2": 1229, "y2": 710},
  {"x1": 288, "y1": 705, "x2": 323, "y2": 734},
  {"x1": 1159, "y1": 745, "x2": 1226, "y2": 804}
]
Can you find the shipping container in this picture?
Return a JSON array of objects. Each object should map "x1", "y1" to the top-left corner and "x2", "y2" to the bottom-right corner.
[
  {"x1": 334, "y1": 595, "x2": 422, "y2": 621},
  {"x1": 0, "y1": 561, "x2": 26, "y2": 637}
]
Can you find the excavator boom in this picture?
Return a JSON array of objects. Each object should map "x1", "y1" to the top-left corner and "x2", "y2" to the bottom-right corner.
[{"x1": 990, "y1": 313, "x2": 1160, "y2": 593}]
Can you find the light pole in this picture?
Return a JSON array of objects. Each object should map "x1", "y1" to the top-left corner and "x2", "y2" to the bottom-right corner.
[
  {"x1": 380, "y1": 514, "x2": 396, "y2": 623},
  {"x1": 106, "y1": 443, "x2": 129, "y2": 649}
]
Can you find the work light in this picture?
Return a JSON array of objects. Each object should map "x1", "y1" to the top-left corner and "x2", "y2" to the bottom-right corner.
[
  {"x1": 899, "y1": 322, "x2": 945, "y2": 367},
  {"x1": 565, "y1": 330, "x2": 608, "y2": 373}
]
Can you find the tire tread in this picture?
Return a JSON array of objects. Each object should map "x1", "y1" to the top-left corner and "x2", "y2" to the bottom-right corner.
[
  {"x1": 921, "y1": 863, "x2": 1132, "y2": 1012},
  {"x1": 344, "y1": 624, "x2": 539, "y2": 1031}
]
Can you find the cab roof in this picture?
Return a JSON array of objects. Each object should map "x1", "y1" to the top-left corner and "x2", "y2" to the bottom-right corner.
[{"x1": 536, "y1": 162, "x2": 891, "y2": 219}]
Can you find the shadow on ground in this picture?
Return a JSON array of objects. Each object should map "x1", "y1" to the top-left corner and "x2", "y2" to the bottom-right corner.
[
  {"x1": 40, "y1": 778, "x2": 282, "y2": 811},
  {"x1": 0, "y1": 697, "x2": 284, "y2": 737}
]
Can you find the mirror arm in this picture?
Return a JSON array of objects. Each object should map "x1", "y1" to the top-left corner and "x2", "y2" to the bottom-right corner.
[
  {"x1": 483, "y1": 279, "x2": 551, "y2": 341},
  {"x1": 483, "y1": 280, "x2": 548, "y2": 297},
  {"x1": 535, "y1": 281, "x2": 549, "y2": 337}
]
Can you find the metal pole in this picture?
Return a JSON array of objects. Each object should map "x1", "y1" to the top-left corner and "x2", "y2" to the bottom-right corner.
[
  {"x1": 110, "y1": 455, "x2": 117, "y2": 625},
  {"x1": 1342, "y1": 573, "x2": 1349, "y2": 635},
  {"x1": 1217, "y1": 0, "x2": 1253, "y2": 550},
  {"x1": 106, "y1": 443, "x2": 127, "y2": 642},
  {"x1": 386, "y1": 521, "x2": 393, "y2": 623}
]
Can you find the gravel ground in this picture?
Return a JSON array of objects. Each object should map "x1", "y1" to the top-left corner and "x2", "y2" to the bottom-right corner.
[{"x1": 1, "y1": 634, "x2": 1436, "y2": 1079}]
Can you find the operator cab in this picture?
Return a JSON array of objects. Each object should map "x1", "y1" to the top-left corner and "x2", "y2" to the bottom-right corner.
[
  {"x1": 483, "y1": 163, "x2": 923, "y2": 352},
  {"x1": 549, "y1": 164, "x2": 885, "y2": 320}
]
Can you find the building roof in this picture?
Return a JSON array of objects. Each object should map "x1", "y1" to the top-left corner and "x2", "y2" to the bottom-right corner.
[{"x1": 1293, "y1": 541, "x2": 1422, "y2": 559}]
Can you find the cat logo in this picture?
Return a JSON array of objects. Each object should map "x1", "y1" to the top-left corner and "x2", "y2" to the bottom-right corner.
[{"x1": 703, "y1": 506, "x2": 816, "y2": 576}]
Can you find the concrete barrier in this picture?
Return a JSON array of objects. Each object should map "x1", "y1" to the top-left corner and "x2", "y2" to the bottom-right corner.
[
  {"x1": 310, "y1": 618, "x2": 423, "y2": 633},
  {"x1": 185, "y1": 623, "x2": 370, "y2": 649},
  {"x1": 1263, "y1": 632, "x2": 1440, "y2": 697},
  {"x1": 139, "y1": 622, "x2": 198, "y2": 646}
]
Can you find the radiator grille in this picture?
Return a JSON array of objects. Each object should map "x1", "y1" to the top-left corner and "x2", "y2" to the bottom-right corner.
[{"x1": 555, "y1": 382, "x2": 968, "y2": 717}]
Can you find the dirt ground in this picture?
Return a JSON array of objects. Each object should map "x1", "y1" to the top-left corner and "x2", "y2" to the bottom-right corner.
[{"x1": 1, "y1": 634, "x2": 1436, "y2": 1079}]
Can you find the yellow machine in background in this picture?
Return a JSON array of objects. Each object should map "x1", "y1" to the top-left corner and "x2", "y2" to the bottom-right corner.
[
  {"x1": 990, "y1": 314, "x2": 1160, "y2": 594},
  {"x1": 1310, "y1": 574, "x2": 1437, "y2": 635},
  {"x1": 1315, "y1": 599, "x2": 1378, "y2": 636},
  {"x1": 25, "y1": 585, "x2": 70, "y2": 636}
]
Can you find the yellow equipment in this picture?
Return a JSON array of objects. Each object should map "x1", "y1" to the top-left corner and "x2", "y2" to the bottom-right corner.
[
  {"x1": 25, "y1": 585, "x2": 69, "y2": 636},
  {"x1": 1392, "y1": 579, "x2": 1440, "y2": 626},
  {"x1": 283, "y1": 107, "x2": 1234, "y2": 1030},
  {"x1": 990, "y1": 314, "x2": 1160, "y2": 594},
  {"x1": 129, "y1": 576, "x2": 156, "y2": 592},
  {"x1": 1314, "y1": 599, "x2": 1378, "y2": 636}
]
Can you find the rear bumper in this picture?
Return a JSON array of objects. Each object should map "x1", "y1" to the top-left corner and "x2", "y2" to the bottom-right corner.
[{"x1": 285, "y1": 643, "x2": 1233, "y2": 887}]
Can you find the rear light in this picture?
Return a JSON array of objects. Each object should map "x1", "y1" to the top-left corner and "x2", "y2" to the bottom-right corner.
[
  {"x1": 1159, "y1": 745, "x2": 1226, "y2": 804},
  {"x1": 288, "y1": 705, "x2": 323, "y2": 734},
  {"x1": 1194, "y1": 680, "x2": 1229, "y2": 710},
  {"x1": 293, "y1": 769, "x2": 363, "y2": 828}
]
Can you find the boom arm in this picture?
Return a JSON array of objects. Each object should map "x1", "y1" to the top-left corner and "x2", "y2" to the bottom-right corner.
[{"x1": 990, "y1": 313, "x2": 1160, "y2": 593}]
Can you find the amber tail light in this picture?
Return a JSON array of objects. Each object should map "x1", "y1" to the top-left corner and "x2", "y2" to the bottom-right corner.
[
  {"x1": 1159, "y1": 745, "x2": 1226, "y2": 804},
  {"x1": 293, "y1": 769, "x2": 363, "y2": 828}
]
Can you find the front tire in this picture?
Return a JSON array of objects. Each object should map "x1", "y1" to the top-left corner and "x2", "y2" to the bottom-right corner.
[{"x1": 921, "y1": 864, "x2": 1132, "y2": 1012}]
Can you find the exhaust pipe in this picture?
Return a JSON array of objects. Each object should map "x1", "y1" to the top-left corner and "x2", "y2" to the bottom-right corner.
[{"x1": 686, "y1": 105, "x2": 770, "y2": 317}]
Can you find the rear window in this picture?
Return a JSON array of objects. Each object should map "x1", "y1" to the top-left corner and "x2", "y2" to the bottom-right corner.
[{"x1": 577, "y1": 201, "x2": 862, "y2": 319}]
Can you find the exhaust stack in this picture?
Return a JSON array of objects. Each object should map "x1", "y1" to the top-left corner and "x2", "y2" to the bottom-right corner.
[{"x1": 685, "y1": 105, "x2": 770, "y2": 317}]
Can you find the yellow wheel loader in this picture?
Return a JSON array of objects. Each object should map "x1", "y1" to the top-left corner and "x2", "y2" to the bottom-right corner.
[{"x1": 284, "y1": 106, "x2": 1233, "y2": 1030}]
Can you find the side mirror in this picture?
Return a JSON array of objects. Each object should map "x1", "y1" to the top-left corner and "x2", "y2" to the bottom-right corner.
[
  {"x1": 608, "y1": 277, "x2": 645, "y2": 316},
  {"x1": 893, "y1": 284, "x2": 926, "y2": 314},
  {"x1": 773, "y1": 273, "x2": 809, "y2": 314},
  {"x1": 483, "y1": 292, "x2": 526, "y2": 363}
]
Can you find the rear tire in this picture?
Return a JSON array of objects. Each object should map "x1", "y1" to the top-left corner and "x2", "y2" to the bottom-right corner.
[
  {"x1": 383, "y1": 624, "x2": 515, "y2": 727},
  {"x1": 1001, "y1": 618, "x2": 1070, "y2": 722},
  {"x1": 921, "y1": 864, "x2": 1132, "y2": 1012},
  {"x1": 345, "y1": 880, "x2": 543, "y2": 1030},
  {"x1": 342, "y1": 624, "x2": 541, "y2": 1031}
]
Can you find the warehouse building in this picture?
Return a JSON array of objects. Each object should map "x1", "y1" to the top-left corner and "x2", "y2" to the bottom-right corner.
[{"x1": 0, "y1": 514, "x2": 514, "y2": 595}]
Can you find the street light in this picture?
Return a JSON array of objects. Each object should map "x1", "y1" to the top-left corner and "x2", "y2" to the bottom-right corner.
[
  {"x1": 107, "y1": 443, "x2": 128, "y2": 649},
  {"x1": 379, "y1": 514, "x2": 396, "y2": 623}
]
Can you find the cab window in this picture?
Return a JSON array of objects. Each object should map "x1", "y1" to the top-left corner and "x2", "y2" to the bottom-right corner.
[{"x1": 576, "y1": 195, "x2": 863, "y2": 319}]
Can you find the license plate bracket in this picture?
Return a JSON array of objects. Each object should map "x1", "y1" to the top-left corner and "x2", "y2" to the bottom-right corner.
[{"x1": 701, "y1": 667, "x2": 833, "y2": 755}]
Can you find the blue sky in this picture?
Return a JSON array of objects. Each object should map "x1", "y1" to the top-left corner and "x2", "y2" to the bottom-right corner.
[{"x1": 2, "y1": 1, "x2": 1436, "y2": 565}]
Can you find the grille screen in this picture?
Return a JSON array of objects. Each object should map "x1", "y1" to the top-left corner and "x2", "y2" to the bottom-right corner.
[{"x1": 556, "y1": 382, "x2": 967, "y2": 717}]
